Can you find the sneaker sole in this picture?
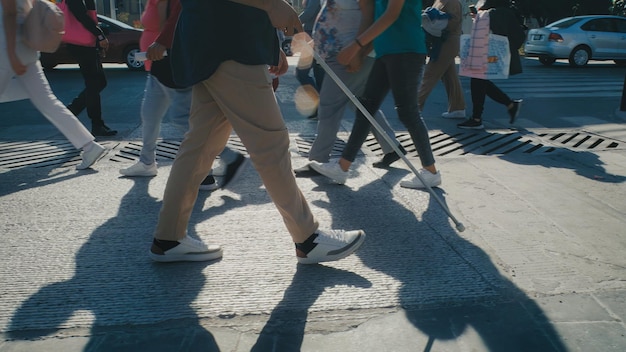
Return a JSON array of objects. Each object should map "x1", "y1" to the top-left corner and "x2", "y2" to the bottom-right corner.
[
  {"x1": 457, "y1": 125, "x2": 484, "y2": 130},
  {"x1": 309, "y1": 163, "x2": 347, "y2": 184},
  {"x1": 119, "y1": 170, "x2": 157, "y2": 177},
  {"x1": 76, "y1": 147, "x2": 107, "y2": 170},
  {"x1": 297, "y1": 232, "x2": 366, "y2": 264},
  {"x1": 198, "y1": 182, "x2": 219, "y2": 191},
  {"x1": 149, "y1": 248, "x2": 223, "y2": 262}
]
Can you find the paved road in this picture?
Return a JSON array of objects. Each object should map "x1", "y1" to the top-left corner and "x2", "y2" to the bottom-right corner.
[
  {"x1": 1, "y1": 57, "x2": 625, "y2": 138},
  {"x1": 0, "y1": 56, "x2": 625, "y2": 352}
]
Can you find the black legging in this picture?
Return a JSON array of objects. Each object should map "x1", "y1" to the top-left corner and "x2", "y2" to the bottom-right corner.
[
  {"x1": 470, "y1": 78, "x2": 513, "y2": 120},
  {"x1": 66, "y1": 44, "x2": 107, "y2": 126}
]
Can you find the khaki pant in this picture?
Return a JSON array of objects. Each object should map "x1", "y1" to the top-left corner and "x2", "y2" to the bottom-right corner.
[
  {"x1": 418, "y1": 35, "x2": 466, "y2": 113},
  {"x1": 155, "y1": 60, "x2": 318, "y2": 243}
]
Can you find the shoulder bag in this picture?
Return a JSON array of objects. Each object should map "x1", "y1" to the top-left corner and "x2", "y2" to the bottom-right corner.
[{"x1": 57, "y1": 0, "x2": 97, "y2": 47}]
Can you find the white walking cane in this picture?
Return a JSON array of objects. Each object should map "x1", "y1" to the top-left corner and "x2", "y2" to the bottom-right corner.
[{"x1": 308, "y1": 48, "x2": 466, "y2": 232}]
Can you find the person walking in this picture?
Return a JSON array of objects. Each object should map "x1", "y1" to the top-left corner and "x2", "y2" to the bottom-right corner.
[
  {"x1": 310, "y1": 0, "x2": 442, "y2": 190},
  {"x1": 63, "y1": 0, "x2": 117, "y2": 137},
  {"x1": 146, "y1": 0, "x2": 365, "y2": 264},
  {"x1": 457, "y1": 0, "x2": 524, "y2": 129},
  {"x1": 295, "y1": 0, "x2": 324, "y2": 119},
  {"x1": 418, "y1": 0, "x2": 466, "y2": 119},
  {"x1": 295, "y1": 0, "x2": 404, "y2": 174},
  {"x1": 119, "y1": 0, "x2": 245, "y2": 191},
  {"x1": 1, "y1": 0, "x2": 107, "y2": 170}
]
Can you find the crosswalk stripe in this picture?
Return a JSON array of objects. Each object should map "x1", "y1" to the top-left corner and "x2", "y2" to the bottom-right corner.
[{"x1": 457, "y1": 72, "x2": 623, "y2": 99}]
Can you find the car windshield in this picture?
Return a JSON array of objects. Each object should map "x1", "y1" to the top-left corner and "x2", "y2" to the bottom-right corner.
[
  {"x1": 98, "y1": 15, "x2": 136, "y2": 30},
  {"x1": 546, "y1": 18, "x2": 582, "y2": 29}
]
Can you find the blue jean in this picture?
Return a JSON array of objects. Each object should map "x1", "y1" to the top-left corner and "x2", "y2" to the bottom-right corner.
[
  {"x1": 139, "y1": 75, "x2": 192, "y2": 165},
  {"x1": 308, "y1": 55, "x2": 397, "y2": 163},
  {"x1": 342, "y1": 53, "x2": 436, "y2": 168}
]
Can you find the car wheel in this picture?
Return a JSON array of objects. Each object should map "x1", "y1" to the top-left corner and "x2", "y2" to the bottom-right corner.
[
  {"x1": 539, "y1": 56, "x2": 556, "y2": 66},
  {"x1": 39, "y1": 55, "x2": 57, "y2": 70},
  {"x1": 282, "y1": 38, "x2": 293, "y2": 56},
  {"x1": 615, "y1": 60, "x2": 626, "y2": 67},
  {"x1": 124, "y1": 46, "x2": 144, "y2": 71},
  {"x1": 568, "y1": 46, "x2": 590, "y2": 67}
]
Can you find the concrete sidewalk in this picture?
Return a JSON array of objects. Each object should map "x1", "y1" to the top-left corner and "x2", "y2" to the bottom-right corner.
[{"x1": 1, "y1": 122, "x2": 625, "y2": 351}]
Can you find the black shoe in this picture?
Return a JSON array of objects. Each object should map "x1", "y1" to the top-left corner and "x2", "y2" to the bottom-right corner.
[
  {"x1": 457, "y1": 118, "x2": 484, "y2": 130},
  {"x1": 508, "y1": 99, "x2": 522, "y2": 124},
  {"x1": 199, "y1": 175, "x2": 218, "y2": 191},
  {"x1": 372, "y1": 145, "x2": 406, "y2": 168},
  {"x1": 92, "y1": 124, "x2": 117, "y2": 136},
  {"x1": 294, "y1": 163, "x2": 321, "y2": 177},
  {"x1": 220, "y1": 153, "x2": 249, "y2": 189}
]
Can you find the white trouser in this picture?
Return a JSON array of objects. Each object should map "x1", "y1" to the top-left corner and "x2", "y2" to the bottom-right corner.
[{"x1": 0, "y1": 61, "x2": 94, "y2": 149}]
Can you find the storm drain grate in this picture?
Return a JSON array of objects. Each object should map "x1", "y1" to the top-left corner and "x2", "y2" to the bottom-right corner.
[
  {"x1": 539, "y1": 132, "x2": 621, "y2": 150},
  {"x1": 0, "y1": 140, "x2": 116, "y2": 169},
  {"x1": 1, "y1": 131, "x2": 621, "y2": 169},
  {"x1": 109, "y1": 136, "x2": 249, "y2": 163},
  {"x1": 362, "y1": 130, "x2": 622, "y2": 158},
  {"x1": 294, "y1": 135, "x2": 349, "y2": 159},
  {"x1": 110, "y1": 140, "x2": 181, "y2": 163}
]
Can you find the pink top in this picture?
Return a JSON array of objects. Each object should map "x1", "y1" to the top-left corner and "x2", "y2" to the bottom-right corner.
[{"x1": 140, "y1": 0, "x2": 166, "y2": 71}]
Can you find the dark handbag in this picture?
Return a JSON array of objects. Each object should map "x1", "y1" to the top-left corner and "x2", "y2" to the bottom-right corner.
[{"x1": 149, "y1": 52, "x2": 181, "y2": 89}]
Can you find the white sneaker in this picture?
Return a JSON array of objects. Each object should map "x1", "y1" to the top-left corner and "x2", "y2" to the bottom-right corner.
[
  {"x1": 149, "y1": 235, "x2": 223, "y2": 262},
  {"x1": 297, "y1": 229, "x2": 366, "y2": 264},
  {"x1": 76, "y1": 143, "x2": 107, "y2": 170},
  {"x1": 441, "y1": 110, "x2": 466, "y2": 119},
  {"x1": 309, "y1": 161, "x2": 348, "y2": 184},
  {"x1": 199, "y1": 175, "x2": 219, "y2": 191},
  {"x1": 293, "y1": 163, "x2": 312, "y2": 173},
  {"x1": 120, "y1": 161, "x2": 157, "y2": 177},
  {"x1": 400, "y1": 169, "x2": 442, "y2": 189}
]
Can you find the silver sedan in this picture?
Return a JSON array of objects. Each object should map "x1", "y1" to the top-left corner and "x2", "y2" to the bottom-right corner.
[{"x1": 524, "y1": 15, "x2": 626, "y2": 67}]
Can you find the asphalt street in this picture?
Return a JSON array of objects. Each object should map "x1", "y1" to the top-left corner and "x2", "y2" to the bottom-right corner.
[{"x1": 0, "y1": 57, "x2": 625, "y2": 351}]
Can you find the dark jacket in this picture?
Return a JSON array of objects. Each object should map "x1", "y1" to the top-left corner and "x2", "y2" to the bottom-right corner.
[
  {"x1": 171, "y1": 0, "x2": 279, "y2": 87},
  {"x1": 487, "y1": 6, "x2": 525, "y2": 76}
]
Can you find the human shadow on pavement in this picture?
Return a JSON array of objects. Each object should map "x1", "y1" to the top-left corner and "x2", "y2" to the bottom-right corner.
[
  {"x1": 0, "y1": 163, "x2": 94, "y2": 198},
  {"x1": 7, "y1": 178, "x2": 220, "y2": 351},
  {"x1": 308, "y1": 168, "x2": 568, "y2": 351},
  {"x1": 435, "y1": 126, "x2": 626, "y2": 184},
  {"x1": 497, "y1": 147, "x2": 626, "y2": 184},
  {"x1": 251, "y1": 265, "x2": 372, "y2": 352},
  {"x1": 404, "y1": 189, "x2": 568, "y2": 352}
]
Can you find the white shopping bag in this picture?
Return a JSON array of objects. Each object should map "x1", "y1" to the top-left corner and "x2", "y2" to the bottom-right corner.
[
  {"x1": 459, "y1": 33, "x2": 511, "y2": 80},
  {"x1": 0, "y1": 75, "x2": 29, "y2": 103}
]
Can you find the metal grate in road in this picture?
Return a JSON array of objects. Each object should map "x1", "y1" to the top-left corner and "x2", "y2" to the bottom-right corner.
[
  {"x1": 293, "y1": 135, "x2": 348, "y2": 159},
  {"x1": 108, "y1": 136, "x2": 250, "y2": 163},
  {"x1": 538, "y1": 131, "x2": 621, "y2": 150},
  {"x1": 363, "y1": 130, "x2": 622, "y2": 158},
  {"x1": 0, "y1": 140, "x2": 116, "y2": 169},
  {"x1": 0, "y1": 131, "x2": 621, "y2": 170},
  {"x1": 109, "y1": 140, "x2": 182, "y2": 163}
]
